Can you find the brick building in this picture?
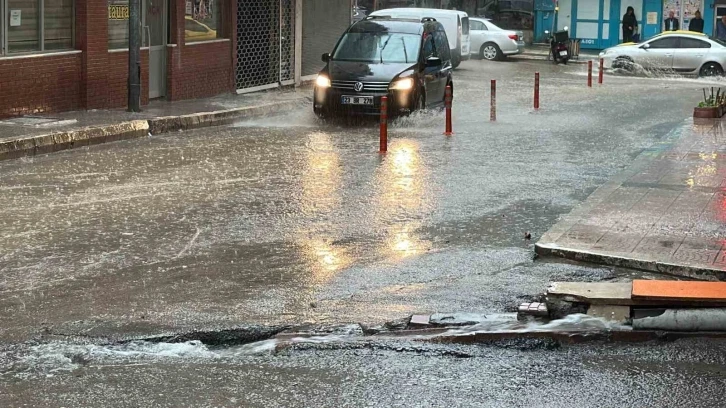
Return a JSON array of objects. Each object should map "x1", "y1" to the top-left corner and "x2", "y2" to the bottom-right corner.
[{"x1": 0, "y1": 0, "x2": 352, "y2": 119}]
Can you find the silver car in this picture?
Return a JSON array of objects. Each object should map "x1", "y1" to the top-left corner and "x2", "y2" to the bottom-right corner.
[
  {"x1": 599, "y1": 32, "x2": 726, "y2": 77},
  {"x1": 469, "y1": 17, "x2": 525, "y2": 61}
]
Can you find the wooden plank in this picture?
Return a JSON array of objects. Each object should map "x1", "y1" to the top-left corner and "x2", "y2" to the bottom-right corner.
[
  {"x1": 547, "y1": 282, "x2": 634, "y2": 305},
  {"x1": 632, "y1": 280, "x2": 726, "y2": 302}
]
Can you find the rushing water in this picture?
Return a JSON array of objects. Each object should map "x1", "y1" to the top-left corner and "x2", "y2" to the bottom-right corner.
[{"x1": 0, "y1": 314, "x2": 630, "y2": 380}]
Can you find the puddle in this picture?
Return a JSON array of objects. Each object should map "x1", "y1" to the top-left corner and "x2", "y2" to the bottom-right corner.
[{"x1": 0, "y1": 116, "x2": 78, "y2": 127}]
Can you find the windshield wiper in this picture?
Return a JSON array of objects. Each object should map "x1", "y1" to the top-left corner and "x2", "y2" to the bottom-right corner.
[
  {"x1": 401, "y1": 37, "x2": 408, "y2": 63},
  {"x1": 379, "y1": 35, "x2": 392, "y2": 63}
]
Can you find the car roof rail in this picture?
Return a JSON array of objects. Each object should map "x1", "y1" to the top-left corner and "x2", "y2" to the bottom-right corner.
[
  {"x1": 421, "y1": 17, "x2": 437, "y2": 22},
  {"x1": 364, "y1": 15, "x2": 392, "y2": 20}
]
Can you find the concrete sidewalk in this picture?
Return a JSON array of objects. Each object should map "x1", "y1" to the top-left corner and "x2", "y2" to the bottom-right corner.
[
  {"x1": 511, "y1": 45, "x2": 600, "y2": 64},
  {"x1": 0, "y1": 87, "x2": 310, "y2": 160},
  {"x1": 536, "y1": 118, "x2": 726, "y2": 281}
]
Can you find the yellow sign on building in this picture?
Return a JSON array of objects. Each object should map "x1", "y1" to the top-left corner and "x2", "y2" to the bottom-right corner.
[{"x1": 109, "y1": 5, "x2": 130, "y2": 20}]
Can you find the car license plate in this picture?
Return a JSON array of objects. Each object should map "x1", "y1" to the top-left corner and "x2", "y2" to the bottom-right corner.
[
  {"x1": 341, "y1": 96, "x2": 373, "y2": 105},
  {"x1": 559, "y1": 50, "x2": 568, "y2": 56}
]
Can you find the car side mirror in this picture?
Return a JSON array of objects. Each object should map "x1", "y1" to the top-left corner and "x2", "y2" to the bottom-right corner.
[
  {"x1": 426, "y1": 56, "x2": 442, "y2": 67},
  {"x1": 641, "y1": 43, "x2": 650, "y2": 49},
  {"x1": 322, "y1": 53, "x2": 330, "y2": 62}
]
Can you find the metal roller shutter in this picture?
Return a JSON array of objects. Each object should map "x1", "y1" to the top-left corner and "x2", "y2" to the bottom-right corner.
[
  {"x1": 236, "y1": 0, "x2": 296, "y2": 93},
  {"x1": 302, "y1": 0, "x2": 351, "y2": 77}
]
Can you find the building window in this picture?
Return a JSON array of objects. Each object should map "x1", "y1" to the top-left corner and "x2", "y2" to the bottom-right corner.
[
  {"x1": 45, "y1": 0, "x2": 74, "y2": 50},
  {"x1": 185, "y1": 0, "x2": 224, "y2": 43},
  {"x1": 108, "y1": 0, "x2": 130, "y2": 49},
  {"x1": 2, "y1": 0, "x2": 74, "y2": 55}
]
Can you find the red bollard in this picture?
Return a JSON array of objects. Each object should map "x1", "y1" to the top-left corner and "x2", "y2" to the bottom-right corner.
[
  {"x1": 490, "y1": 80, "x2": 496, "y2": 122},
  {"x1": 534, "y1": 72, "x2": 540, "y2": 110},
  {"x1": 380, "y1": 96, "x2": 388, "y2": 153},
  {"x1": 588, "y1": 60, "x2": 593, "y2": 87},
  {"x1": 599, "y1": 58, "x2": 604, "y2": 85},
  {"x1": 444, "y1": 85, "x2": 453, "y2": 136}
]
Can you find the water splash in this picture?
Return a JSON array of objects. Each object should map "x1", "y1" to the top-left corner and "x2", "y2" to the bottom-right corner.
[{"x1": 441, "y1": 314, "x2": 630, "y2": 337}]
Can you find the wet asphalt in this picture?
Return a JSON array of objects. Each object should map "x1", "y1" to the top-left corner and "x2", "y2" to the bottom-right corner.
[{"x1": 2, "y1": 57, "x2": 726, "y2": 406}]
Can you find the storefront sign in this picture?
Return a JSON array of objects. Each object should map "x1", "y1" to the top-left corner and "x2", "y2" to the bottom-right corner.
[
  {"x1": 109, "y1": 5, "x2": 130, "y2": 20},
  {"x1": 647, "y1": 12, "x2": 658, "y2": 24},
  {"x1": 581, "y1": 39, "x2": 596, "y2": 44},
  {"x1": 9, "y1": 10, "x2": 21, "y2": 27}
]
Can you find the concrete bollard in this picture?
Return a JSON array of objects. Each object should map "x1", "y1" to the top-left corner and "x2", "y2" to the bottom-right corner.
[
  {"x1": 588, "y1": 60, "x2": 593, "y2": 87},
  {"x1": 534, "y1": 72, "x2": 540, "y2": 110},
  {"x1": 599, "y1": 58, "x2": 604, "y2": 85},
  {"x1": 490, "y1": 80, "x2": 496, "y2": 122},
  {"x1": 380, "y1": 96, "x2": 388, "y2": 153},
  {"x1": 444, "y1": 85, "x2": 453, "y2": 136}
]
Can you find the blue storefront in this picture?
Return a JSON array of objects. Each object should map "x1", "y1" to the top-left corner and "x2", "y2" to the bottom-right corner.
[{"x1": 534, "y1": 0, "x2": 719, "y2": 50}]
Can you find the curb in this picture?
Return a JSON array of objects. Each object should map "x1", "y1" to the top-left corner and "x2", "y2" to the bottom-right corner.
[
  {"x1": 0, "y1": 120, "x2": 149, "y2": 161},
  {"x1": 0, "y1": 98, "x2": 307, "y2": 161},
  {"x1": 147, "y1": 99, "x2": 306, "y2": 135},
  {"x1": 512, "y1": 53, "x2": 591, "y2": 65},
  {"x1": 535, "y1": 243, "x2": 726, "y2": 281}
]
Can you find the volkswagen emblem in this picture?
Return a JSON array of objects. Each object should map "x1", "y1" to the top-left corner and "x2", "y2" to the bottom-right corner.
[{"x1": 354, "y1": 82, "x2": 364, "y2": 92}]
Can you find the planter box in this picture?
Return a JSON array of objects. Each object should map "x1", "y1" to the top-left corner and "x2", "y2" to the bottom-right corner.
[{"x1": 693, "y1": 106, "x2": 725, "y2": 118}]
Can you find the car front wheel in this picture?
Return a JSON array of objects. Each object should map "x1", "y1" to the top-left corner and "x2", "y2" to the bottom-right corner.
[
  {"x1": 700, "y1": 62, "x2": 724, "y2": 77},
  {"x1": 314, "y1": 107, "x2": 329, "y2": 120},
  {"x1": 415, "y1": 93, "x2": 425, "y2": 111},
  {"x1": 480, "y1": 43, "x2": 502, "y2": 61},
  {"x1": 612, "y1": 56, "x2": 635, "y2": 71}
]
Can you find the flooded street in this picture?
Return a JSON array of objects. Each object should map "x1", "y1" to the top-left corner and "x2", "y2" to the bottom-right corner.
[{"x1": 3, "y1": 58, "x2": 726, "y2": 406}]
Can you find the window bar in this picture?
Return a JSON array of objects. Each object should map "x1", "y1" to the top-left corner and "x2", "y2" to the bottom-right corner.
[
  {"x1": 2, "y1": 0, "x2": 6, "y2": 55},
  {"x1": 40, "y1": 0, "x2": 45, "y2": 52},
  {"x1": 72, "y1": 0, "x2": 75, "y2": 49},
  {"x1": 279, "y1": 0, "x2": 283, "y2": 84}
]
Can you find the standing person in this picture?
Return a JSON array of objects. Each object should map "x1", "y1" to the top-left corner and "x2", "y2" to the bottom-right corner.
[
  {"x1": 718, "y1": 15, "x2": 726, "y2": 40},
  {"x1": 689, "y1": 10, "x2": 704, "y2": 32},
  {"x1": 664, "y1": 10, "x2": 679, "y2": 31},
  {"x1": 622, "y1": 7, "x2": 638, "y2": 43}
]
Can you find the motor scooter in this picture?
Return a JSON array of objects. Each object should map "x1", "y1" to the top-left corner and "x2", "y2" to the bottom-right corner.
[{"x1": 544, "y1": 26, "x2": 570, "y2": 65}]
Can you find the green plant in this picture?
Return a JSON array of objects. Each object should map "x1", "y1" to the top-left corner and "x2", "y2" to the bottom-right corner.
[{"x1": 700, "y1": 87, "x2": 726, "y2": 107}]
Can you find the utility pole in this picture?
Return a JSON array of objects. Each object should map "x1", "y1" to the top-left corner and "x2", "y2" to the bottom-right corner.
[{"x1": 128, "y1": 0, "x2": 141, "y2": 112}]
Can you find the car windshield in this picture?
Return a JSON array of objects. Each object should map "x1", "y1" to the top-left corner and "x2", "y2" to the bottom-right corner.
[{"x1": 332, "y1": 32, "x2": 421, "y2": 63}]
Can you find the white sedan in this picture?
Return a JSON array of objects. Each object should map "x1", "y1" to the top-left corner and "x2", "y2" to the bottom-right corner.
[
  {"x1": 469, "y1": 17, "x2": 525, "y2": 61},
  {"x1": 599, "y1": 31, "x2": 726, "y2": 77}
]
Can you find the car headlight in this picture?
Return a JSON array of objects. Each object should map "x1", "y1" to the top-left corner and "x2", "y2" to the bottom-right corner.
[
  {"x1": 390, "y1": 78, "x2": 414, "y2": 90},
  {"x1": 315, "y1": 75, "x2": 331, "y2": 88}
]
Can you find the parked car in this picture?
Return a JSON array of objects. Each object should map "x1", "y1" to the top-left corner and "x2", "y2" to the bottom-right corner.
[
  {"x1": 469, "y1": 17, "x2": 524, "y2": 60},
  {"x1": 313, "y1": 16, "x2": 454, "y2": 118},
  {"x1": 369, "y1": 8, "x2": 470, "y2": 68},
  {"x1": 599, "y1": 31, "x2": 726, "y2": 77}
]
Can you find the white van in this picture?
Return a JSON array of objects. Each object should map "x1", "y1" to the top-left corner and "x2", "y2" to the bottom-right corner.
[{"x1": 369, "y1": 8, "x2": 470, "y2": 68}]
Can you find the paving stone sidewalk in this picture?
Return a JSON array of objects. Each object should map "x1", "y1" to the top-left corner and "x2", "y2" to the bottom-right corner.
[{"x1": 536, "y1": 118, "x2": 726, "y2": 280}]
